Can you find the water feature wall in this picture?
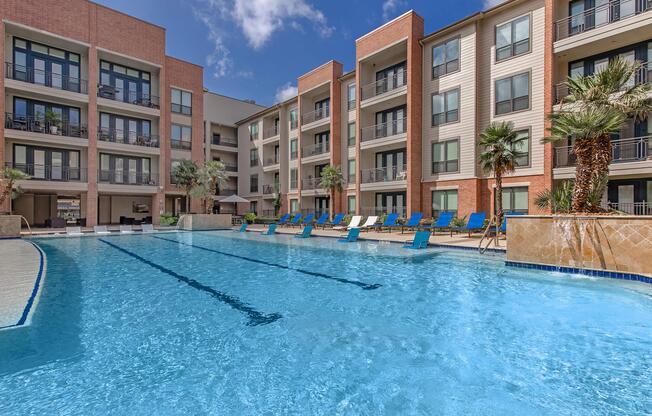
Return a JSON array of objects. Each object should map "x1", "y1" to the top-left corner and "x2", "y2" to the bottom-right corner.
[{"x1": 507, "y1": 215, "x2": 652, "y2": 277}]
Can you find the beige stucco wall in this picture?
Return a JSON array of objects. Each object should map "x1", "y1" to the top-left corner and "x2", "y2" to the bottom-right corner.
[
  {"x1": 507, "y1": 215, "x2": 652, "y2": 277},
  {"x1": 181, "y1": 213, "x2": 232, "y2": 230}
]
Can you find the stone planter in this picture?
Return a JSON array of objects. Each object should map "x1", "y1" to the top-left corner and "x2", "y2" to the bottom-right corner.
[
  {"x1": 179, "y1": 214, "x2": 232, "y2": 231},
  {"x1": 507, "y1": 215, "x2": 652, "y2": 277},
  {"x1": 0, "y1": 215, "x2": 22, "y2": 238}
]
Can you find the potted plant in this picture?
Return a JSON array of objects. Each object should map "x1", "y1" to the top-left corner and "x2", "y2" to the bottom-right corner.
[{"x1": 45, "y1": 110, "x2": 61, "y2": 135}]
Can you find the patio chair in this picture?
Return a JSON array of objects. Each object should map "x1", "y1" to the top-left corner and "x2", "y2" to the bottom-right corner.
[
  {"x1": 65, "y1": 226, "x2": 83, "y2": 236},
  {"x1": 451, "y1": 212, "x2": 486, "y2": 237},
  {"x1": 237, "y1": 223, "x2": 248, "y2": 232},
  {"x1": 93, "y1": 225, "x2": 111, "y2": 235},
  {"x1": 262, "y1": 223, "x2": 277, "y2": 236},
  {"x1": 403, "y1": 230, "x2": 431, "y2": 249},
  {"x1": 338, "y1": 227, "x2": 361, "y2": 243},
  {"x1": 314, "y1": 212, "x2": 329, "y2": 227},
  {"x1": 334, "y1": 215, "x2": 362, "y2": 230},
  {"x1": 276, "y1": 213, "x2": 290, "y2": 225},
  {"x1": 370, "y1": 212, "x2": 399, "y2": 232},
  {"x1": 141, "y1": 224, "x2": 157, "y2": 233},
  {"x1": 397, "y1": 212, "x2": 423, "y2": 233},
  {"x1": 423, "y1": 212, "x2": 454, "y2": 233},
  {"x1": 300, "y1": 213, "x2": 315, "y2": 227},
  {"x1": 295, "y1": 225, "x2": 313, "y2": 238},
  {"x1": 120, "y1": 225, "x2": 134, "y2": 234},
  {"x1": 358, "y1": 216, "x2": 379, "y2": 231},
  {"x1": 287, "y1": 213, "x2": 303, "y2": 227},
  {"x1": 323, "y1": 213, "x2": 345, "y2": 229}
]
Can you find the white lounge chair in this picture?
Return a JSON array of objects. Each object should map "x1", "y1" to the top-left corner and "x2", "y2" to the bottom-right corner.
[
  {"x1": 65, "y1": 226, "x2": 83, "y2": 236},
  {"x1": 141, "y1": 224, "x2": 157, "y2": 233},
  {"x1": 334, "y1": 215, "x2": 362, "y2": 231},
  {"x1": 93, "y1": 225, "x2": 111, "y2": 235},
  {"x1": 358, "y1": 216, "x2": 379, "y2": 231},
  {"x1": 119, "y1": 225, "x2": 134, "y2": 234}
]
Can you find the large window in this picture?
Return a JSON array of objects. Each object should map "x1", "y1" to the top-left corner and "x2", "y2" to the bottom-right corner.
[
  {"x1": 12, "y1": 37, "x2": 81, "y2": 93},
  {"x1": 432, "y1": 89, "x2": 459, "y2": 126},
  {"x1": 171, "y1": 124, "x2": 192, "y2": 150},
  {"x1": 12, "y1": 144, "x2": 81, "y2": 181},
  {"x1": 432, "y1": 38, "x2": 460, "y2": 78},
  {"x1": 11, "y1": 97, "x2": 82, "y2": 138},
  {"x1": 290, "y1": 199, "x2": 299, "y2": 213},
  {"x1": 289, "y1": 109, "x2": 298, "y2": 130},
  {"x1": 348, "y1": 122, "x2": 356, "y2": 147},
  {"x1": 513, "y1": 129, "x2": 530, "y2": 167},
  {"x1": 347, "y1": 195, "x2": 356, "y2": 214},
  {"x1": 432, "y1": 139, "x2": 459, "y2": 174},
  {"x1": 249, "y1": 148, "x2": 259, "y2": 166},
  {"x1": 290, "y1": 168, "x2": 298, "y2": 189},
  {"x1": 250, "y1": 174, "x2": 258, "y2": 193},
  {"x1": 432, "y1": 190, "x2": 458, "y2": 218},
  {"x1": 495, "y1": 15, "x2": 530, "y2": 61},
  {"x1": 249, "y1": 122, "x2": 259, "y2": 141},
  {"x1": 171, "y1": 88, "x2": 192, "y2": 115},
  {"x1": 347, "y1": 159, "x2": 356, "y2": 184},
  {"x1": 375, "y1": 61, "x2": 406, "y2": 94},
  {"x1": 100, "y1": 60, "x2": 152, "y2": 106},
  {"x1": 99, "y1": 112, "x2": 152, "y2": 146},
  {"x1": 500, "y1": 186, "x2": 529, "y2": 213},
  {"x1": 290, "y1": 139, "x2": 298, "y2": 159},
  {"x1": 495, "y1": 72, "x2": 529, "y2": 115},
  {"x1": 250, "y1": 201, "x2": 258, "y2": 215},
  {"x1": 347, "y1": 84, "x2": 356, "y2": 110},
  {"x1": 99, "y1": 153, "x2": 152, "y2": 185}
]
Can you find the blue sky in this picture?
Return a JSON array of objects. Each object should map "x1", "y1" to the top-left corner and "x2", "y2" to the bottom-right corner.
[{"x1": 95, "y1": 0, "x2": 499, "y2": 106}]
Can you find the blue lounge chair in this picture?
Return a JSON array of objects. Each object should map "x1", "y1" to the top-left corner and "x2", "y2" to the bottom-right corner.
[
  {"x1": 424, "y1": 212, "x2": 454, "y2": 233},
  {"x1": 262, "y1": 223, "x2": 277, "y2": 235},
  {"x1": 276, "y1": 213, "x2": 290, "y2": 225},
  {"x1": 287, "y1": 213, "x2": 303, "y2": 227},
  {"x1": 324, "y1": 213, "x2": 345, "y2": 228},
  {"x1": 403, "y1": 230, "x2": 431, "y2": 249},
  {"x1": 500, "y1": 212, "x2": 524, "y2": 234},
  {"x1": 451, "y1": 212, "x2": 486, "y2": 237},
  {"x1": 238, "y1": 223, "x2": 248, "y2": 232},
  {"x1": 398, "y1": 212, "x2": 423, "y2": 233},
  {"x1": 300, "y1": 213, "x2": 315, "y2": 227},
  {"x1": 295, "y1": 225, "x2": 313, "y2": 238},
  {"x1": 314, "y1": 212, "x2": 329, "y2": 227},
  {"x1": 371, "y1": 212, "x2": 399, "y2": 232},
  {"x1": 338, "y1": 227, "x2": 361, "y2": 243}
]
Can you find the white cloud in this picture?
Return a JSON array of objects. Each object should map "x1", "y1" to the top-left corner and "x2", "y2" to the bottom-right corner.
[
  {"x1": 192, "y1": 3, "x2": 232, "y2": 78},
  {"x1": 274, "y1": 83, "x2": 298, "y2": 102},
  {"x1": 382, "y1": 0, "x2": 407, "y2": 21},
  {"x1": 483, "y1": 0, "x2": 509, "y2": 9}
]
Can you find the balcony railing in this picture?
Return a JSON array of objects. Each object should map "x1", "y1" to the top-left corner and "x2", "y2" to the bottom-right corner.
[
  {"x1": 605, "y1": 201, "x2": 652, "y2": 215},
  {"x1": 301, "y1": 107, "x2": 330, "y2": 124},
  {"x1": 301, "y1": 142, "x2": 330, "y2": 157},
  {"x1": 5, "y1": 62, "x2": 88, "y2": 94},
  {"x1": 264, "y1": 158, "x2": 280, "y2": 167},
  {"x1": 5, "y1": 112, "x2": 87, "y2": 138},
  {"x1": 360, "y1": 166, "x2": 407, "y2": 184},
  {"x1": 170, "y1": 139, "x2": 191, "y2": 150},
  {"x1": 262, "y1": 184, "x2": 276, "y2": 194},
  {"x1": 361, "y1": 118, "x2": 407, "y2": 142},
  {"x1": 360, "y1": 71, "x2": 407, "y2": 101},
  {"x1": 5, "y1": 162, "x2": 87, "y2": 182},
  {"x1": 97, "y1": 84, "x2": 160, "y2": 109},
  {"x1": 98, "y1": 128, "x2": 159, "y2": 148},
  {"x1": 264, "y1": 126, "x2": 279, "y2": 139},
  {"x1": 301, "y1": 177, "x2": 324, "y2": 190},
  {"x1": 554, "y1": 62, "x2": 651, "y2": 103},
  {"x1": 554, "y1": 136, "x2": 650, "y2": 167},
  {"x1": 222, "y1": 162, "x2": 238, "y2": 172},
  {"x1": 262, "y1": 209, "x2": 278, "y2": 217},
  {"x1": 217, "y1": 188, "x2": 238, "y2": 196},
  {"x1": 98, "y1": 170, "x2": 158, "y2": 186},
  {"x1": 554, "y1": 0, "x2": 650, "y2": 41},
  {"x1": 212, "y1": 136, "x2": 238, "y2": 147}
]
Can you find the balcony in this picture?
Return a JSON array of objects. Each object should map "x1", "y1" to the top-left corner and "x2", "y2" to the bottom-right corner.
[
  {"x1": 5, "y1": 113, "x2": 87, "y2": 139},
  {"x1": 98, "y1": 128, "x2": 159, "y2": 148},
  {"x1": 605, "y1": 201, "x2": 652, "y2": 214},
  {"x1": 99, "y1": 170, "x2": 158, "y2": 186},
  {"x1": 361, "y1": 118, "x2": 407, "y2": 144},
  {"x1": 554, "y1": 62, "x2": 650, "y2": 103},
  {"x1": 554, "y1": 136, "x2": 650, "y2": 167},
  {"x1": 301, "y1": 142, "x2": 330, "y2": 158},
  {"x1": 5, "y1": 162, "x2": 87, "y2": 182},
  {"x1": 264, "y1": 157, "x2": 280, "y2": 167},
  {"x1": 262, "y1": 184, "x2": 276, "y2": 195},
  {"x1": 360, "y1": 166, "x2": 407, "y2": 184},
  {"x1": 5, "y1": 62, "x2": 87, "y2": 94},
  {"x1": 97, "y1": 84, "x2": 160, "y2": 109},
  {"x1": 301, "y1": 107, "x2": 330, "y2": 125},
  {"x1": 554, "y1": 0, "x2": 651, "y2": 41},
  {"x1": 222, "y1": 162, "x2": 238, "y2": 172},
  {"x1": 301, "y1": 177, "x2": 324, "y2": 190},
  {"x1": 211, "y1": 136, "x2": 238, "y2": 148},
  {"x1": 170, "y1": 139, "x2": 191, "y2": 150},
  {"x1": 360, "y1": 71, "x2": 407, "y2": 102},
  {"x1": 263, "y1": 126, "x2": 280, "y2": 140}
]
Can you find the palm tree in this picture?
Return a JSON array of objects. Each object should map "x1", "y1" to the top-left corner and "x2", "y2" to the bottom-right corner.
[
  {"x1": 0, "y1": 168, "x2": 30, "y2": 214},
  {"x1": 548, "y1": 57, "x2": 652, "y2": 212},
  {"x1": 479, "y1": 121, "x2": 524, "y2": 228},
  {"x1": 172, "y1": 160, "x2": 199, "y2": 213},
  {"x1": 194, "y1": 160, "x2": 228, "y2": 214},
  {"x1": 318, "y1": 165, "x2": 344, "y2": 218}
]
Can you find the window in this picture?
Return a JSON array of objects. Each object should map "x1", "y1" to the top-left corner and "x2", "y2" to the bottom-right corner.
[
  {"x1": 98, "y1": 112, "x2": 152, "y2": 145},
  {"x1": 432, "y1": 89, "x2": 459, "y2": 126},
  {"x1": 290, "y1": 169, "x2": 298, "y2": 189},
  {"x1": 432, "y1": 139, "x2": 459, "y2": 174},
  {"x1": 347, "y1": 159, "x2": 356, "y2": 184},
  {"x1": 249, "y1": 122, "x2": 259, "y2": 140},
  {"x1": 289, "y1": 109, "x2": 298, "y2": 130},
  {"x1": 375, "y1": 61, "x2": 406, "y2": 95},
  {"x1": 171, "y1": 88, "x2": 192, "y2": 115},
  {"x1": 100, "y1": 60, "x2": 152, "y2": 105},
  {"x1": 13, "y1": 38, "x2": 81, "y2": 93},
  {"x1": 290, "y1": 139, "x2": 298, "y2": 160},
  {"x1": 12, "y1": 144, "x2": 81, "y2": 181},
  {"x1": 432, "y1": 190, "x2": 458, "y2": 218},
  {"x1": 250, "y1": 174, "x2": 258, "y2": 193},
  {"x1": 250, "y1": 201, "x2": 258, "y2": 215},
  {"x1": 513, "y1": 130, "x2": 530, "y2": 167},
  {"x1": 290, "y1": 199, "x2": 299, "y2": 213},
  {"x1": 315, "y1": 98, "x2": 330, "y2": 118},
  {"x1": 500, "y1": 187, "x2": 529, "y2": 214},
  {"x1": 347, "y1": 84, "x2": 356, "y2": 110},
  {"x1": 348, "y1": 122, "x2": 356, "y2": 147},
  {"x1": 495, "y1": 15, "x2": 530, "y2": 61},
  {"x1": 495, "y1": 72, "x2": 529, "y2": 115},
  {"x1": 347, "y1": 196, "x2": 356, "y2": 214},
  {"x1": 432, "y1": 38, "x2": 460, "y2": 78},
  {"x1": 171, "y1": 124, "x2": 192, "y2": 150},
  {"x1": 99, "y1": 153, "x2": 152, "y2": 184},
  {"x1": 249, "y1": 148, "x2": 259, "y2": 167}
]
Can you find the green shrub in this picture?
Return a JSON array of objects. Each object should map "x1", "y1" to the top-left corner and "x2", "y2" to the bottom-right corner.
[
  {"x1": 160, "y1": 213, "x2": 178, "y2": 226},
  {"x1": 451, "y1": 216, "x2": 467, "y2": 228},
  {"x1": 244, "y1": 212, "x2": 257, "y2": 224}
]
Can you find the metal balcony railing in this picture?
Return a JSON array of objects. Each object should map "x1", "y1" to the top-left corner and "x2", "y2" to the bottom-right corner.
[
  {"x1": 212, "y1": 136, "x2": 238, "y2": 147},
  {"x1": 360, "y1": 71, "x2": 407, "y2": 101},
  {"x1": 554, "y1": 0, "x2": 650, "y2": 41},
  {"x1": 301, "y1": 142, "x2": 330, "y2": 157},
  {"x1": 361, "y1": 118, "x2": 407, "y2": 142},
  {"x1": 222, "y1": 162, "x2": 238, "y2": 172},
  {"x1": 217, "y1": 188, "x2": 238, "y2": 196},
  {"x1": 301, "y1": 177, "x2": 324, "y2": 190},
  {"x1": 301, "y1": 107, "x2": 330, "y2": 124},
  {"x1": 5, "y1": 62, "x2": 88, "y2": 94},
  {"x1": 264, "y1": 126, "x2": 280, "y2": 139},
  {"x1": 97, "y1": 84, "x2": 160, "y2": 109},
  {"x1": 97, "y1": 128, "x2": 159, "y2": 147},
  {"x1": 98, "y1": 170, "x2": 158, "y2": 186},
  {"x1": 5, "y1": 162, "x2": 87, "y2": 182},
  {"x1": 170, "y1": 139, "x2": 191, "y2": 150},
  {"x1": 262, "y1": 184, "x2": 276, "y2": 194},
  {"x1": 554, "y1": 136, "x2": 650, "y2": 167},
  {"x1": 360, "y1": 166, "x2": 407, "y2": 183},
  {"x1": 5, "y1": 112, "x2": 87, "y2": 138},
  {"x1": 264, "y1": 158, "x2": 280, "y2": 167}
]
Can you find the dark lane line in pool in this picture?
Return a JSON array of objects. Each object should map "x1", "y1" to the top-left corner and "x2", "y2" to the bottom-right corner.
[
  {"x1": 151, "y1": 235, "x2": 382, "y2": 290},
  {"x1": 98, "y1": 239, "x2": 281, "y2": 326}
]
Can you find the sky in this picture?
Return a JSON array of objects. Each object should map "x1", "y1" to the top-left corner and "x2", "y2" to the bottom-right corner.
[{"x1": 94, "y1": 0, "x2": 504, "y2": 107}]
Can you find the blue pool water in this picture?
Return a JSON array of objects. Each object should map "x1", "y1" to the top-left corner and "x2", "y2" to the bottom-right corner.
[{"x1": 1, "y1": 231, "x2": 651, "y2": 415}]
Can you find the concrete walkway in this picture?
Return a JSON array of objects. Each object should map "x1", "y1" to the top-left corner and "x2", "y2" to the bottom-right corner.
[{"x1": 0, "y1": 239, "x2": 45, "y2": 330}]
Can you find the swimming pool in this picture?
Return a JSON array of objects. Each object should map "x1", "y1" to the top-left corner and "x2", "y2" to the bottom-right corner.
[{"x1": 1, "y1": 231, "x2": 651, "y2": 415}]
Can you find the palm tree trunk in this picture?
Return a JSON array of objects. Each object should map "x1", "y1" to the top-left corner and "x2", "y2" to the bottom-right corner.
[
  {"x1": 589, "y1": 134, "x2": 612, "y2": 212},
  {"x1": 495, "y1": 174, "x2": 503, "y2": 231},
  {"x1": 185, "y1": 192, "x2": 190, "y2": 214},
  {"x1": 572, "y1": 139, "x2": 594, "y2": 212}
]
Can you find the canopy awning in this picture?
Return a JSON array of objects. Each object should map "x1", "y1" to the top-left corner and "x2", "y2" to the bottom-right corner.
[{"x1": 217, "y1": 194, "x2": 250, "y2": 204}]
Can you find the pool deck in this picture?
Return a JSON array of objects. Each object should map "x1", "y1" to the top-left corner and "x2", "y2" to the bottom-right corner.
[
  {"x1": 246, "y1": 224, "x2": 507, "y2": 252},
  {"x1": 0, "y1": 239, "x2": 45, "y2": 331}
]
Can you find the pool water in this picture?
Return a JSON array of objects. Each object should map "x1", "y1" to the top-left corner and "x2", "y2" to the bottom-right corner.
[{"x1": 1, "y1": 231, "x2": 651, "y2": 415}]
